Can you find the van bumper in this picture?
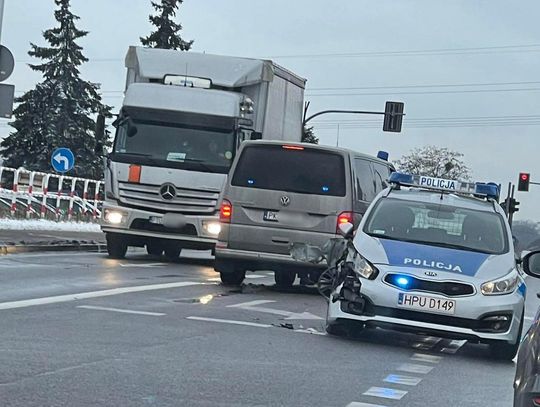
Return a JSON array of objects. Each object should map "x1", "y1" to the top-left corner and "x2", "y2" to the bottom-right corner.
[{"x1": 214, "y1": 247, "x2": 327, "y2": 273}]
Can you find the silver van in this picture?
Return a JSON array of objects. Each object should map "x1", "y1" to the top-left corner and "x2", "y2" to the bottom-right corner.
[{"x1": 214, "y1": 140, "x2": 395, "y2": 286}]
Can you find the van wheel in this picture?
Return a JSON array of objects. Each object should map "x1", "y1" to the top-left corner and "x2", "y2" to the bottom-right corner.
[
  {"x1": 164, "y1": 245, "x2": 182, "y2": 261},
  {"x1": 220, "y1": 270, "x2": 246, "y2": 286},
  {"x1": 106, "y1": 233, "x2": 128, "y2": 259},
  {"x1": 274, "y1": 271, "x2": 296, "y2": 288},
  {"x1": 146, "y1": 242, "x2": 163, "y2": 256}
]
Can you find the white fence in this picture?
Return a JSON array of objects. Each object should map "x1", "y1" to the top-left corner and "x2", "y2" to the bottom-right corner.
[{"x1": 0, "y1": 167, "x2": 103, "y2": 221}]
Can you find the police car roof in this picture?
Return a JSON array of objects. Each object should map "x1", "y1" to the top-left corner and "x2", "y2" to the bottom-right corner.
[{"x1": 385, "y1": 187, "x2": 501, "y2": 213}]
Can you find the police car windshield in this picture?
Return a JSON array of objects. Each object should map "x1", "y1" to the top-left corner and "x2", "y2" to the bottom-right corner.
[{"x1": 364, "y1": 198, "x2": 508, "y2": 254}]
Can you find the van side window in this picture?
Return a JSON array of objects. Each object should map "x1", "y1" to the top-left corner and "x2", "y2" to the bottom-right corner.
[
  {"x1": 354, "y1": 159, "x2": 375, "y2": 202},
  {"x1": 373, "y1": 162, "x2": 392, "y2": 193}
]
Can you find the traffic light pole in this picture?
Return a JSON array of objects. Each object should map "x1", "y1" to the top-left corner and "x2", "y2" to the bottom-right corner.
[
  {"x1": 0, "y1": 0, "x2": 5, "y2": 44},
  {"x1": 508, "y1": 184, "x2": 516, "y2": 227}
]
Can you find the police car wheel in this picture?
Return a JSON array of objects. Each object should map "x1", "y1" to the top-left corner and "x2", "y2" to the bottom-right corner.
[
  {"x1": 489, "y1": 313, "x2": 523, "y2": 361},
  {"x1": 326, "y1": 322, "x2": 350, "y2": 337}
]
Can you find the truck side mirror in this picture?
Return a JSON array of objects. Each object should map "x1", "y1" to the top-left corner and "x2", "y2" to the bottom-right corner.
[{"x1": 522, "y1": 250, "x2": 540, "y2": 277}]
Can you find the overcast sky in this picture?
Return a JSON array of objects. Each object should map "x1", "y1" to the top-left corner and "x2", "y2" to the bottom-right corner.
[{"x1": 1, "y1": 0, "x2": 539, "y2": 221}]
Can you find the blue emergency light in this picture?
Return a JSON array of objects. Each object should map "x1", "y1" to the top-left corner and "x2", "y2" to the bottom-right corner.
[{"x1": 389, "y1": 172, "x2": 500, "y2": 200}]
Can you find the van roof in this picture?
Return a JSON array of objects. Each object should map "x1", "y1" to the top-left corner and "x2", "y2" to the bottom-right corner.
[{"x1": 242, "y1": 140, "x2": 393, "y2": 166}]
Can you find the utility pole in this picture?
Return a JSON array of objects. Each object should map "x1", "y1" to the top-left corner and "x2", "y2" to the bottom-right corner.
[{"x1": 0, "y1": 0, "x2": 5, "y2": 44}]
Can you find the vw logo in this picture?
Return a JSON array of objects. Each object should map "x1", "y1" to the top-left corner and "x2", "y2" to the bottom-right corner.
[
  {"x1": 425, "y1": 271, "x2": 438, "y2": 277},
  {"x1": 160, "y1": 183, "x2": 176, "y2": 201},
  {"x1": 280, "y1": 196, "x2": 291, "y2": 207}
]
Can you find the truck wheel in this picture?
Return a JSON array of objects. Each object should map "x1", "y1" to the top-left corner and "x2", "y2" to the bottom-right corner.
[
  {"x1": 220, "y1": 270, "x2": 246, "y2": 286},
  {"x1": 146, "y1": 242, "x2": 163, "y2": 257},
  {"x1": 106, "y1": 234, "x2": 128, "y2": 259},
  {"x1": 274, "y1": 271, "x2": 296, "y2": 288},
  {"x1": 164, "y1": 245, "x2": 182, "y2": 262}
]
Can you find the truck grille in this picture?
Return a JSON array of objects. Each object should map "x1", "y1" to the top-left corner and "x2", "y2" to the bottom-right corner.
[{"x1": 118, "y1": 182, "x2": 219, "y2": 215}]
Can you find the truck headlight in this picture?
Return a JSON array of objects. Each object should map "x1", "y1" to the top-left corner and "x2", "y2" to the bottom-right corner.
[
  {"x1": 103, "y1": 209, "x2": 126, "y2": 225},
  {"x1": 481, "y1": 270, "x2": 519, "y2": 295},
  {"x1": 350, "y1": 251, "x2": 378, "y2": 280},
  {"x1": 203, "y1": 221, "x2": 221, "y2": 236}
]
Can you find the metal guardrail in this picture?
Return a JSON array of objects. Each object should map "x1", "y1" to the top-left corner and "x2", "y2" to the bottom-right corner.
[{"x1": 0, "y1": 166, "x2": 104, "y2": 221}]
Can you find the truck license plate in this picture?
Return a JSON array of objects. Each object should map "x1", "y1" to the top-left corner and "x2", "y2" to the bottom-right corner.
[
  {"x1": 397, "y1": 293, "x2": 456, "y2": 315},
  {"x1": 263, "y1": 210, "x2": 278, "y2": 222},
  {"x1": 149, "y1": 216, "x2": 163, "y2": 225}
]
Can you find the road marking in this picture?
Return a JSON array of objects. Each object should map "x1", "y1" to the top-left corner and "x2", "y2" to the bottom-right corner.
[
  {"x1": 346, "y1": 403, "x2": 387, "y2": 407},
  {"x1": 294, "y1": 328, "x2": 327, "y2": 336},
  {"x1": 440, "y1": 339, "x2": 467, "y2": 354},
  {"x1": 396, "y1": 363, "x2": 434, "y2": 374},
  {"x1": 186, "y1": 316, "x2": 272, "y2": 328},
  {"x1": 383, "y1": 374, "x2": 422, "y2": 386},
  {"x1": 245, "y1": 275, "x2": 267, "y2": 279},
  {"x1": 206, "y1": 277, "x2": 221, "y2": 282},
  {"x1": 2, "y1": 252, "x2": 104, "y2": 258},
  {"x1": 119, "y1": 263, "x2": 168, "y2": 268},
  {"x1": 227, "y1": 300, "x2": 323, "y2": 320},
  {"x1": 77, "y1": 305, "x2": 165, "y2": 316},
  {"x1": 0, "y1": 281, "x2": 200, "y2": 311},
  {"x1": 410, "y1": 353, "x2": 443, "y2": 364},
  {"x1": 362, "y1": 387, "x2": 407, "y2": 400}
]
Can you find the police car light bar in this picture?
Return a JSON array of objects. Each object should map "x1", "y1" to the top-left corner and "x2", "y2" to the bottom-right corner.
[{"x1": 388, "y1": 172, "x2": 500, "y2": 200}]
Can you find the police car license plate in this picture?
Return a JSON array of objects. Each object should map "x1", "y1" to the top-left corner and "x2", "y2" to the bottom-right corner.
[
  {"x1": 263, "y1": 210, "x2": 278, "y2": 222},
  {"x1": 398, "y1": 293, "x2": 456, "y2": 315}
]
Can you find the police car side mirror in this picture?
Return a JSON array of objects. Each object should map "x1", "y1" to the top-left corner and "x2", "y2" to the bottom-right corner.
[
  {"x1": 338, "y1": 222, "x2": 354, "y2": 238},
  {"x1": 522, "y1": 250, "x2": 540, "y2": 278}
]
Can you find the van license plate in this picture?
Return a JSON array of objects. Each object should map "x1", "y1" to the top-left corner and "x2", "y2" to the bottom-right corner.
[
  {"x1": 149, "y1": 216, "x2": 163, "y2": 225},
  {"x1": 263, "y1": 211, "x2": 278, "y2": 222},
  {"x1": 397, "y1": 293, "x2": 456, "y2": 315}
]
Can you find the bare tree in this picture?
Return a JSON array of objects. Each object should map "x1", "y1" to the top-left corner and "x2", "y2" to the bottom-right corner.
[{"x1": 395, "y1": 145, "x2": 471, "y2": 180}]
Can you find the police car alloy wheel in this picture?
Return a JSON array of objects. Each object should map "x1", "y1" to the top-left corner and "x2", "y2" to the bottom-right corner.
[{"x1": 326, "y1": 173, "x2": 526, "y2": 358}]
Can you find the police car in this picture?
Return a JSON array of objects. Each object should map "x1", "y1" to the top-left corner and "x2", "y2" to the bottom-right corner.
[{"x1": 326, "y1": 172, "x2": 526, "y2": 360}]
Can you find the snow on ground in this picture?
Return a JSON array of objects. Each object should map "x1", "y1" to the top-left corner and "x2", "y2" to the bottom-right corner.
[{"x1": 0, "y1": 219, "x2": 101, "y2": 232}]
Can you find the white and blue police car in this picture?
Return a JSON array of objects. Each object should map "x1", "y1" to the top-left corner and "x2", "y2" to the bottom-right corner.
[{"x1": 326, "y1": 173, "x2": 526, "y2": 360}]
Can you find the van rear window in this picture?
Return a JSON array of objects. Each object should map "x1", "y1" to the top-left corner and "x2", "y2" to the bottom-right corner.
[{"x1": 231, "y1": 145, "x2": 346, "y2": 196}]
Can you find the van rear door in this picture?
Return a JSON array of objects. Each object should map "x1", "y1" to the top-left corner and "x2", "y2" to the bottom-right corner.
[{"x1": 226, "y1": 144, "x2": 351, "y2": 254}]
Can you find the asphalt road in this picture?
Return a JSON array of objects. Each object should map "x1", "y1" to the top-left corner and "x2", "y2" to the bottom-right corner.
[{"x1": 1, "y1": 249, "x2": 539, "y2": 407}]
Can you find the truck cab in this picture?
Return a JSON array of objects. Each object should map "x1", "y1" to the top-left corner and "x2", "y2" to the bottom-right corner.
[{"x1": 101, "y1": 47, "x2": 305, "y2": 259}]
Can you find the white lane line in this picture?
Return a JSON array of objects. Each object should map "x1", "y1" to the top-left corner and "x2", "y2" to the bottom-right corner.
[
  {"x1": 411, "y1": 342, "x2": 433, "y2": 351},
  {"x1": 383, "y1": 374, "x2": 422, "y2": 386},
  {"x1": 362, "y1": 387, "x2": 407, "y2": 400},
  {"x1": 119, "y1": 263, "x2": 168, "y2": 268},
  {"x1": 228, "y1": 300, "x2": 276, "y2": 308},
  {"x1": 227, "y1": 300, "x2": 323, "y2": 320},
  {"x1": 245, "y1": 275, "x2": 267, "y2": 279},
  {"x1": 294, "y1": 328, "x2": 327, "y2": 336},
  {"x1": 3, "y1": 252, "x2": 104, "y2": 258},
  {"x1": 206, "y1": 277, "x2": 221, "y2": 282},
  {"x1": 346, "y1": 403, "x2": 388, "y2": 407},
  {"x1": 440, "y1": 339, "x2": 467, "y2": 354},
  {"x1": 77, "y1": 305, "x2": 165, "y2": 316},
  {"x1": 410, "y1": 353, "x2": 443, "y2": 364},
  {"x1": 0, "y1": 281, "x2": 200, "y2": 311},
  {"x1": 397, "y1": 363, "x2": 434, "y2": 374},
  {"x1": 186, "y1": 316, "x2": 272, "y2": 328}
]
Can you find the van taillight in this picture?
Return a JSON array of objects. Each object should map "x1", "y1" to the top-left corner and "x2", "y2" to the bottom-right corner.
[
  {"x1": 337, "y1": 211, "x2": 354, "y2": 232},
  {"x1": 220, "y1": 200, "x2": 232, "y2": 222}
]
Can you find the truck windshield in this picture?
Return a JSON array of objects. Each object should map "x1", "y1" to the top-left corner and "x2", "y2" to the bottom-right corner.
[
  {"x1": 364, "y1": 198, "x2": 508, "y2": 254},
  {"x1": 113, "y1": 119, "x2": 235, "y2": 174}
]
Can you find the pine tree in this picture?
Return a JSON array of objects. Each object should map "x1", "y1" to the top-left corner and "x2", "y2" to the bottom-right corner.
[
  {"x1": 1, "y1": 0, "x2": 111, "y2": 179},
  {"x1": 302, "y1": 126, "x2": 319, "y2": 144},
  {"x1": 140, "y1": 0, "x2": 193, "y2": 50}
]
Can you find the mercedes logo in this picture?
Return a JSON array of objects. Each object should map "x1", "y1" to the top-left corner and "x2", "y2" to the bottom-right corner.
[
  {"x1": 425, "y1": 271, "x2": 438, "y2": 277},
  {"x1": 280, "y1": 196, "x2": 291, "y2": 207},
  {"x1": 160, "y1": 183, "x2": 176, "y2": 201}
]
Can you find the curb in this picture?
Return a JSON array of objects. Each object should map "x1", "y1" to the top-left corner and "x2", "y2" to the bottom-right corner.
[{"x1": 0, "y1": 243, "x2": 106, "y2": 255}]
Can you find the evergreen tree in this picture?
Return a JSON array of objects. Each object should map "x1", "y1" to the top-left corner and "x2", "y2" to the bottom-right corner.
[
  {"x1": 1, "y1": 0, "x2": 111, "y2": 179},
  {"x1": 302, "y1": 125, "x2": 319, "y2": 144},
  {"x1": 140, "y1": 0, "x2": 193, "y2": 50}
]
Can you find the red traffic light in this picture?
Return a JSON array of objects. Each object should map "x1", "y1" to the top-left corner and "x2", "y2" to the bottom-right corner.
[{"x1": 518, "y1": 172, "x2": 530, "y2": 192}]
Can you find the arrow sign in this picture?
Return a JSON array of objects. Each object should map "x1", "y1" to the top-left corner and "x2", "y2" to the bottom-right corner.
[
  {"x1": 51, "y1": 148, "x2": 75, "y2": 173},
  {"x1": 227, "y1": 300, "x2": 323, "y2": 320}
]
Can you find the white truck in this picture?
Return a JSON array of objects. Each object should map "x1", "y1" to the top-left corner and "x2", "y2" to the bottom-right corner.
[{"x1": 100, "y1": 46, "x2": 306, "y2": 259}]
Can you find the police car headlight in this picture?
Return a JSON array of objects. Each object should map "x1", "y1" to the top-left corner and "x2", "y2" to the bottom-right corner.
[
  {"x1": 351, "y1": 252, "x2": 378, "y2": 280},
  {"x1": 481, "y1": 270, "x2": 519, "y2": 296}
]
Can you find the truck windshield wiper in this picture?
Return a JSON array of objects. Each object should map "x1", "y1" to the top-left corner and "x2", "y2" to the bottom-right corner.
[
  {"x1": 181, "y1": 158, "x2": 219, "y2": 173},
  {"x1": 114, "y1": 152, "x2": 159, "y2": 165}
]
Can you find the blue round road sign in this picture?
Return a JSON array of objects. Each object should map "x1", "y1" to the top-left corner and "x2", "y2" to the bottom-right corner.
[{"x1": 51, "y1": 148, "x2": 75, "y2": 173}]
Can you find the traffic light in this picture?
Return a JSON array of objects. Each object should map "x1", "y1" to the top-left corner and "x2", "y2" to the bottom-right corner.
[
  {"x1": 383, "y1": 101, "x2": 404, "y2": 133},
  {"x1": 501, "y1": 197, "x2": 520, "y2": 214},
  {"x1": 518, "y1": 173, "x2": 530, "y2": 192}
]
